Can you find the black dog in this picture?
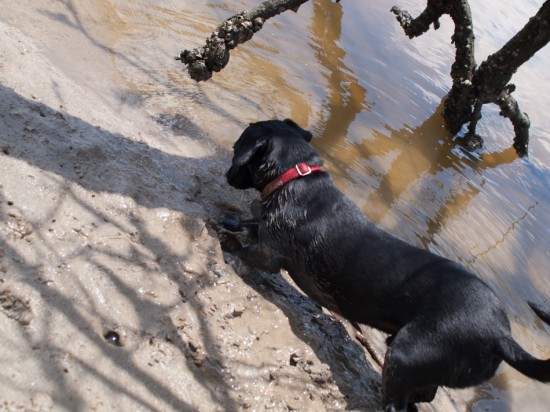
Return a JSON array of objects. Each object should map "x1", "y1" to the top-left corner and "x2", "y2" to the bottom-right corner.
[{"x1": 224, "y1": 119, "x2": 550, "y2": 411}]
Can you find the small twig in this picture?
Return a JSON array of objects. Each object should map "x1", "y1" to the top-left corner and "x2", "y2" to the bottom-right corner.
[
  {"x1": 354, "y1": 328, "x2": 385, "y2": 368},
  {"x1": 329, "y1": 310, "x2": 385, "y2": 367}
]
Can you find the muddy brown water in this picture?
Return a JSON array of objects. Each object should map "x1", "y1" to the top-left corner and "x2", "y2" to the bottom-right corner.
[{"x1": 16, "y1": 0, "x2": 550, "y2": 410}]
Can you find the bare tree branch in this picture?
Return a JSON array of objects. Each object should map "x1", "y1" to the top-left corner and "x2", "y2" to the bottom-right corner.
[
  {"x1": 393, "y1": 0, "x2": 549, "y2": 157},
  {"x1": 474, "y1": 1, "x2": 550, "y2": 103},
  {"x1": 176, "y1": 0, "x2": 311, "y2": 81},
  {"x1": 392, "y1": 0, "x2": 476, "y2": 135},
  {"x1": 391, "y1": 2, "x2": 445, "y2": 37},
  {"x1": 497, "y1": 86, "x2": 530, "y2": 157},
  {"x1": 471, "y1": 1, "x2": 549, "y2": 156}
]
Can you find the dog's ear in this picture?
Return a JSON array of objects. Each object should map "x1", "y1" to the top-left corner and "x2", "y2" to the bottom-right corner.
[
  {"x1": 283, "y1": 119, "x2": 313, "y2": 142},
  {"x1": 233, "y1": 136, "x2": 269, "y2": 167},
  {"x1": 226, "y1": 137, "x2": 269, "y2": 189}
]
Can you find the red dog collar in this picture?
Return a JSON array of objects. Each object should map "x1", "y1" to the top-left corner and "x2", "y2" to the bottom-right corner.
[{"x1": 261, "y1": 163, "x2": 323, "y2": 201}]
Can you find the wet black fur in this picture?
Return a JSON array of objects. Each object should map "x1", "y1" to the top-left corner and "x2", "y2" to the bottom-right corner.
[{"x1": 225, "y1": 119, "x2": 550, "y2": 411}]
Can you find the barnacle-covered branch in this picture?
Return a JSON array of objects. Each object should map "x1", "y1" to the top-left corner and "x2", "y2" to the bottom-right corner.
[
  {"x1": 393, "y1": 0, "x2": 550, "y2": 157},
  {"x1": 392, "y1": 0, "x2": 476, "y2": 135},
  {"x1": 497, "y1": 87, "x2": 530, "y2": 157},
  {"x1": 176, "y1": 0, "x2": 311, "y2": 81},
  {"x1": 468, "y1": 0, "x2": 549, "y2": 156},
  {"x1": 391, "y1": 1, "x2": 446, "y2": 37}
]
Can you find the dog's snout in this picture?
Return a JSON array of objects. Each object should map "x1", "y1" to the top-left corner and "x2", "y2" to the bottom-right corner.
[
  {"x1": 226, "y1": 164, "x2": 253, "y2": 189},
  {"x1": 225, "y1": 165, "x2": 238, "y2": 185}
]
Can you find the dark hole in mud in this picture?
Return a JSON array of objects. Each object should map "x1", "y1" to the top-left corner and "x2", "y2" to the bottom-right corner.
[
  {"x1": 289, "y1": 352, "x2": 301, "y2": 366},
  {"x1": 103, "y1": 330, "x2": 122, "y2": 346}
]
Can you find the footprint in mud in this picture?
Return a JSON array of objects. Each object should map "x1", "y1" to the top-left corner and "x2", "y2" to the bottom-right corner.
[
  {"x1": 2, "y1": 205, "x2": 34, "y2": 242},
  {"x1": 73, "y1": 160, "x2": 85, "y2": 180},
  {"x1": 0, "y1": 289, "x2": 32, "y2": 325},
  {"x1": 72, "y1": 146, "x2": 109, "y2": 181}
]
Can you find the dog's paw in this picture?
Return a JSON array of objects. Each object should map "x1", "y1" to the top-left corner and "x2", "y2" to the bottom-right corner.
[
  {"x1": 220, "y1": 214, "x2": 244, "y2": 232},
  {"x1": 218, "y1": 230, "x2": 245, "y2": 253},
  {"x1": 208, "y1": 217, "x2": 244, "y2": 253}
]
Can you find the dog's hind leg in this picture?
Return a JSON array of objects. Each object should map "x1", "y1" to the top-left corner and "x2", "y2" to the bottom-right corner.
[
  {"x1": 381, "y1": 327, "x2": 441, "y2": 412},
  {"x1": 381, "y1": 348, "x2": 414, "y2": 412},
  {"x1": 408, "y1": 386, "x2": 438, "y2": 405}
]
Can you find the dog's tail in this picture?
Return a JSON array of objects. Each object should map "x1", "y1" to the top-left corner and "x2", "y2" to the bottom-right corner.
[{"x1": 496, "y1": 301, "x2": 550, "y2": 382}]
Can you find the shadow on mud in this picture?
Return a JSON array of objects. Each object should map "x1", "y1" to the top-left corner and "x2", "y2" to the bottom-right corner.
[{"x1": 0, "y1": 83, "x2": 241, "y2": 409}]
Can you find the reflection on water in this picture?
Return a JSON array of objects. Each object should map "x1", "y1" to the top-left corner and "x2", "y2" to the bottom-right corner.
[{"x1": 29, "y1": 0, "x2": 550, "y2": 409}]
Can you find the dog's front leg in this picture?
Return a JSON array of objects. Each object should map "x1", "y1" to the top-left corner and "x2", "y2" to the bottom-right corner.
[
  {"x1": 219, "y1": 230, "x2": 283, "y2": 272},
  {"x1": 234, "y1": 222, "x2": 288, "y2": 273},
  {"x1": 234, "y1": 242, "x2": 287, "y2": 273},
  {"x1": 218, "y1": 204, "x2": 288, "y2": 273}
]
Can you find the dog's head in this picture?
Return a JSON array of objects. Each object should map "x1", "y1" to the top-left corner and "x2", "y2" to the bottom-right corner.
[{"x1": 226, "y1": 119, "x2": 321, "y2": 191}]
